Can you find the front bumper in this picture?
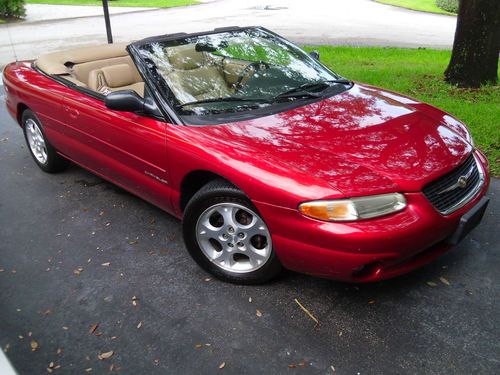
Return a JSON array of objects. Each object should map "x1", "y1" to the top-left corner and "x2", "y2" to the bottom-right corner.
[{"x1": 254, "y1": 159, "x2": 490, "y2": 282}]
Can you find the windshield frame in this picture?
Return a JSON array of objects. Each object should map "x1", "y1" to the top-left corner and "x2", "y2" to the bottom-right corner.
[{"x1": 128, "y1": 26, "x2": 352, "y2": 125}]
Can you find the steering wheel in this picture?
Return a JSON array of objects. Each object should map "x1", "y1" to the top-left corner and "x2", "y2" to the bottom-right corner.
[{"x1": 235, "y1": 61, "x2": 270, "y2": 90}]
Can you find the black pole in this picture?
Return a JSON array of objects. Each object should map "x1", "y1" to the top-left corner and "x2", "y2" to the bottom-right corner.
[{"x1": 102, "y1": 0, "x2": 113, "y2": 44}]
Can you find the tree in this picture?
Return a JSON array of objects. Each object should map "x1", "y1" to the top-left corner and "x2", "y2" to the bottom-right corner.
[
  {"x1": 444, "y1": 0, "x2": 500, "y2": 88},
  {"x1": 0, "y1": 0, "x2": 26, "y2": 19}
]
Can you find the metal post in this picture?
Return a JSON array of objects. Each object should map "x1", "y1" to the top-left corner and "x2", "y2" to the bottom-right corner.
[{"x1": 102, "y1": 0, "x2": 113, "y2": 44}]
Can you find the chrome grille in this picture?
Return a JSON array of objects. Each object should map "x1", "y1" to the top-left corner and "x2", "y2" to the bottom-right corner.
[{"x1": 422, "y1": 154, "x2": 484, "y2": 215}]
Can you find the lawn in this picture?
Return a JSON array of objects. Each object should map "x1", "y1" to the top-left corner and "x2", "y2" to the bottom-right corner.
[
  {"x1": 375, "y1": 0, "x2": 456, "y2": 15},
  {"x1": 304, "y1": 46, "x2": 499, "y2": 175},
  {"x1": 25, "y1": 0, "x2": 198, "y2": 7}
]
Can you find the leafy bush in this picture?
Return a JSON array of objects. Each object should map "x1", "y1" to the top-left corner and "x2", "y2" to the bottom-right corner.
[
  {"x1": 436, "y1": 0, "x2": 459, "y2": 13},
  {"x1": 0, "y1": 0, "x2": 26, "y2": 18}
]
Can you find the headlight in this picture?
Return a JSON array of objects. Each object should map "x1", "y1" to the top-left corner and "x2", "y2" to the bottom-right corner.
[{"x1": 298, "y1": 193, "x2": 406, "y2": 221}]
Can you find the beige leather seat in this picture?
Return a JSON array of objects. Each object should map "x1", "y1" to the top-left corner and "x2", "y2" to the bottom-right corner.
[
  {"x1": 164, "y1": 44, "x2": 232, "y2": 103},
  {"x1": 88, "y1": 64, "x2": 145, "y2": 97}
]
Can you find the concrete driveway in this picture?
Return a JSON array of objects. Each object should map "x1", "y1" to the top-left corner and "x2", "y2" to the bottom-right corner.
[
  {"x1": 0, "y1": 86, "x2": 499, "y2": 374},
  {"x1": 0, "y1": 0, "x2": 457, "y2": 67}
]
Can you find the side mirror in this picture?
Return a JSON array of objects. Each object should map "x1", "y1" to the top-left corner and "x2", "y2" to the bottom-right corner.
[
  {"x1": 104, "y1": 90, "x2": 145, "y2": 112},
  {"x1": 309, "y1": 50, "x2": 320, "y2": 60}
]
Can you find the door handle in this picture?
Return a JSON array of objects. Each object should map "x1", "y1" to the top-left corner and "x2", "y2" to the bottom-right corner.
[{"x1": 65, "y1": 107, "x2": 79, "y2": 119}]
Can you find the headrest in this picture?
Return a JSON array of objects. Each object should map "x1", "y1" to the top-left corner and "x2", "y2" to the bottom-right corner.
[
  {"x1": 36, "y1": 43, "x2": 129, "y2": 75},
  {"x1": 101, "y1": 64, "x2": 135, "y2": 88},
  {"x1": 167, "y1": 45, "x2": 205, "y2": 70}
]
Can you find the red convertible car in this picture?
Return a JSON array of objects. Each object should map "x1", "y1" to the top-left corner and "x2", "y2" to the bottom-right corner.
[{"x1": 3, "y1": 27, "x2": 490, "y2": 284}]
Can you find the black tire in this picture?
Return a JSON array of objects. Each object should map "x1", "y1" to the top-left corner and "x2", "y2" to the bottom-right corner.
[
  {"x1": 182, "y1": 179, "x2": 282, "y2": 284},
  {"x1": 22, "y1": 109, "x2": 69, "y2": 173}
]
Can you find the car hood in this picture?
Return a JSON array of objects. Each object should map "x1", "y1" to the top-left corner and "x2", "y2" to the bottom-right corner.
[{"x1": 187, "y1": 83, "x2": 473, "y2": 198}]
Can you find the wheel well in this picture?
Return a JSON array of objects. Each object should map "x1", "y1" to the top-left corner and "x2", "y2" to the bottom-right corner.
[
  {"x1": 180, "y1": 171, "x2": 232, "y2": 212},
  {"x1": 17, "y1": 103, "x2": 29, "y2": 125}
]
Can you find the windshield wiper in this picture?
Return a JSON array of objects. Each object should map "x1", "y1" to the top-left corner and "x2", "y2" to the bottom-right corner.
[
  {"x1": 176, "y1": 96, "x2": 272, "y2": 109},
  {"x1": 274, "y1": 79, "x2": 352, "y2": 100}
]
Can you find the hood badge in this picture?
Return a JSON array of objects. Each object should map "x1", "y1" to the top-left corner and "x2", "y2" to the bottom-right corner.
[{"x1": 437, "y1": 166, "x2": 474, "y2": 195}]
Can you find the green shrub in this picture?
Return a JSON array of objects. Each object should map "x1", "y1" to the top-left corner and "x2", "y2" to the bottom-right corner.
[
  {"x1": 0, "y1": 0, "x2": 26, "y2": 18},
  {"x1": 436, "y1": 0, "x2": 459, "y2": 13}
]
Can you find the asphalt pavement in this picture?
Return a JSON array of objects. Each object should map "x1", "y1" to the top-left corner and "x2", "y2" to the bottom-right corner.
[{"x1": 0, "y1": 86, "x2": 499, "y2": 374}]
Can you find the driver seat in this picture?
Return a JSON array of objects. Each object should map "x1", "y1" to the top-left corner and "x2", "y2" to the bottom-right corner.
[{"x1": 88, "y1": 64, "x2": 145, "y2": 97}]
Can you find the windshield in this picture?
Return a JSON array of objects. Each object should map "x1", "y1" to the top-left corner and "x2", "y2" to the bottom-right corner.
[{"x1": 136, "y1": 28, "x2": 349, "y2": 117}]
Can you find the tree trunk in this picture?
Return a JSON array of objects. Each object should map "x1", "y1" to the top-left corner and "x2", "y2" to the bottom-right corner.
[{"x1": 445, "y1": 0, "x2": 500, "y2": 88}]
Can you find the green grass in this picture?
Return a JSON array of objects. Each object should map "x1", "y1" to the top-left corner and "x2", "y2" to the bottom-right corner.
[
  {"x1": 25, "y1": 0, "x2": 198, "y2": 8},
  {"x1": 375, "y1": 0, "x2": 456, "y2": 15},
  {"x1": 304, "y1": 46, "x2": 500, "y2": 175}
]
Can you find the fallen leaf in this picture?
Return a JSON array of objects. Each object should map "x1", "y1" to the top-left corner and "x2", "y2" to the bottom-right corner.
[
  {"x1": 195, "y1": 344, "x2": 202, "y2": 349},
  {"x1": 368, "y1": 300, "x2": 376, "y2": 304},
  {"x1": 89, "y1": 324, "x2": 99, "y2": 334},
  {"x1": 204, "y1": 278, "x2": 211, "y2": 282},
  {"x1": 136, "y1": 321, "x2": 142, "y2": 329},
  {"x1": 256, "y1": 309, "x2": 262, "y2": 317},
  {"x1": 440, "y1": 277, "x2": 450, "y2": 286},
  {"x1": 132, "y1": 296, "x2": 138, "y2": 306},
  {"x1": 18, "y1": 335, "x2": 23, "y2": 340},
  {"x1": 85, "y1": 368, "x2": 92, "y2": 372},
  {"x1": 299, "y1": 360, "x2": 306, "y2": 367},
  {"x1": 98, "y1": 350, "x2": 114, "y2": 360},
  {"x1": 101, "y1": 262, "x2": 111, "y2": 267},
  {"x1": 62, "y1": 326, "x2": 69, "y2": 331},
  {"x1": 219, "y1": 362, "x2": 226, "y2": 369},
  {"x1": 427, "y1": 281, "x2": 438, "y2": 287},
  {"x1": 95, "y1": 332, "x2": 103, "y2": 337},
  {"x1": 330, "y1": 365, "x2": 336, "y2": 372},
  {"x1": 30, "y1": 340, "x2": 39, "y2": 351},
  {"x1": 48, "y1": 362, "x2": 54, "y2": 368},
  {"x1": 73, "y1": 267, "x2": 84, "y2": 275},
  {"x1": 56, "y1": 348, "x2": 63, "y2": 355},
  {"x1": 248, "y1": 297, "x2": 252, "y2": 303},
  {"x1": 288, "y1": 364, "x2": 296, "y2": 368}
]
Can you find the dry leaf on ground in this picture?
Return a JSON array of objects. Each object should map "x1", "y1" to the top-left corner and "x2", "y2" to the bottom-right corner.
[
  {"x1": 98, "y1": 350, "x2": 114, "y2": 360},
  {"x1": 219, "y1": 362, "x2": 226, "y2": 369},
  {"x1": 30, "y1": 340, "x2": 39, "y2": 351},
  {"x1": 89, "y1": 324, "x2": 99, "y2": 334},
  {"x1": 439, "y1": 277, "x2": 450, "y2": 286}
]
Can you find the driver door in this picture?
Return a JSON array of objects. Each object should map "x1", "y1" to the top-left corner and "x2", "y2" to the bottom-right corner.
[{"x1": 59, "y1": 89, "x2": 173, "y2": 213}]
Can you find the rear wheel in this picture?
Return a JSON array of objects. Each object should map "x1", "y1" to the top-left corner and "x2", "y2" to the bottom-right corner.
[
  {"x1": 183, "y1": 180, "x2": 282, "y2": 284},
  {"x1": 22, "y1": 110, "x2": 69, "y2": 173}
]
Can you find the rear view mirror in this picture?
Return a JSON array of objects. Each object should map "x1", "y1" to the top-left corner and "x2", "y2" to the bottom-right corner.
[
  {"x1": 104, "y1": 90, "x2": 145, "y2": 112},
  {"x1": 309, "y1": 50, "x2": 320, "y2": 60}
]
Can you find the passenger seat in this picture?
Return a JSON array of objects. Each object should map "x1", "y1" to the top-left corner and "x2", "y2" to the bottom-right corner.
[{"x1": 88, "y1": 64, "x2": 145, "y2": 97}]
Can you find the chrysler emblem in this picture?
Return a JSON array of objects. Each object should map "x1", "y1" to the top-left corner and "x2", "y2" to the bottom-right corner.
[{"x1": 437, "y1": 167, "x2": 474, "y2": 195}]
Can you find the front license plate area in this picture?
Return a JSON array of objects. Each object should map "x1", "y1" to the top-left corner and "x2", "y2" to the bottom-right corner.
[{"x1": 447, "y1": 196, "x2": 489, "y2": 245}]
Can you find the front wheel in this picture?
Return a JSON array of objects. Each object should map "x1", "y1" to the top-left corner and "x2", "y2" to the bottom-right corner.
[{"x1": 182, "y1": 180, "x2": 282, "y2": 284}]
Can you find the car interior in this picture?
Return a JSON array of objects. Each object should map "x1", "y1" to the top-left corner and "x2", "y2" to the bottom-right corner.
[{"x1": 35, "y1": 42, "x2": 254, "y2": 103}]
